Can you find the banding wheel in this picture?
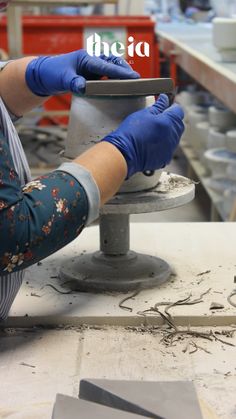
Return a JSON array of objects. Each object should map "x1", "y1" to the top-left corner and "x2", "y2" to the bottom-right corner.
[
  {"x1": 60, "y1": 172, "x2": 195, "y2": 292},
  {"x1": 59, "y1": 80, "x2": 195, "y2": 292},
  {"x1": 60, "y1": 215, "x2": 171, "y2": 292}
]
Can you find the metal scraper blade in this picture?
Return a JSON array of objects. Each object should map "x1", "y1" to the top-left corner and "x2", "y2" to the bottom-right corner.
[{"x1": 85, "y1": 78, "x2": 174, "y2": 97}]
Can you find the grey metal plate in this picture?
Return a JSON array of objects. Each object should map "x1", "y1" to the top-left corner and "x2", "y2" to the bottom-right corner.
[
  {"x1": 79, "y1": 380, "x2": 203, "y2": 419},
  {"x1": 52, "y1": 394, "x2": 146, "y2": 419},
  {"x1": 59, "y1": 251, "x2": 171, "y2": 292},
  {"x1": 85, "y1": 78, "x2": 174, "y2": 96}
]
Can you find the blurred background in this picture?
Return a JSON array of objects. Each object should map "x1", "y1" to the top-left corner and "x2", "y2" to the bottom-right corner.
[{"x1": 1, "y1": 0, "x2": 236, "y2": 222}]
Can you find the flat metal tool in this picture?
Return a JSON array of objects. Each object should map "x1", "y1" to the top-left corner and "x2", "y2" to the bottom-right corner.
[
  {"x1": 167, "y1": 86, "x2": 178, "y2": 105},
  {"x1": 79, "y1": 379, "x2": 203, "y2": 419},
  {"x1": 52, "y1": 394, "x2": 147, "y2": 419},
  {"x1": 85, "y1": 78, "x2": 174, "y2": 97}
]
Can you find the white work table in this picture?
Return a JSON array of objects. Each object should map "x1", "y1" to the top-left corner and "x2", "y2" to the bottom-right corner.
[
  {"x1": 0, "y1": 222, "x2": 236, "y2": 419},
  {"x1": 4, "y1": 222, "x2": 236, "y2": 327},
  {"x1": 2, "y1": 223, "x2": 236, "y2": 327}
]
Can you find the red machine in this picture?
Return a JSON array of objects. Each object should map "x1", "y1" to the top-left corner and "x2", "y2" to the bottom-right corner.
[{"x1": 0, "y1": 15, "x2": 160, "y2": 124}]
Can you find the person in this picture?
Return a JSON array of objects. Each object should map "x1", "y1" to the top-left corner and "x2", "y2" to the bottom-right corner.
[{"x1": 0, "y1": 0, "x2": 184, "y2": 321}]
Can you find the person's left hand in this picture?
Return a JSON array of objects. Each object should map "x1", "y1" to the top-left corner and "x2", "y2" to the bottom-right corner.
[
  {"x1": 102, "y1": 94, "x2": 184, "y2": 178},
  {"x1": 25, "y1": 49, "x2": 140, "y2": 97}
]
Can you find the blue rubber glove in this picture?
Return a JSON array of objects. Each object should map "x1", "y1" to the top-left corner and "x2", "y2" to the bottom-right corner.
[
  {"x1": 102, "y1": 94, "x2": 185, "y2": 178},
  {"x1": 25, "y1": 49, "x2": 140, "y2": 97}
]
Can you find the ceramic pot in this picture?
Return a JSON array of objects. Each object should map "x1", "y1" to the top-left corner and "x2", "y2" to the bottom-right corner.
[
  {"x1": 226, "y1": 130, "x2": 236, "y2": 153},
  {"x1": 213, "y1": 18, "x2": 236, "y2": 62},
  {"x1": 204, "y1": 148, "x2": 236, "y2": 178},
  {"x1": 187, "y1": 107, "x2": 208, "y2": 151},
  {"x1": 207, "y1": 128, "x2": 226, "y2": 149},
  {"x1": 226, "y1": 163, "x2": 236, "y2": 181},
  {"x1": 209, "y1": 106, "x2": 236, "y2": 130},
  {"x1": 223, "y1": 187, "x2": 236, "y2": 218},
  {"x1": 65, "y1": 95, "x2": 162, "y2": 193},
  {"x1": 176, "y1": 91, "x2": 200, "y2": 110},
  {"x1": 195, "y1": 121, "x2": 210, "y2": 155}
]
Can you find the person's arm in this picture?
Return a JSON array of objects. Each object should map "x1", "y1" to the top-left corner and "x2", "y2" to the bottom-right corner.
[
  {"x1": 75, "y1": 142, "x2": 127, "y2": 206},
  {"x1": 0, "y1": 50, "x2": 139, "y2": 117},
  {"x1": 0, "y1": 57, "x2": 48, "y2": 117}
]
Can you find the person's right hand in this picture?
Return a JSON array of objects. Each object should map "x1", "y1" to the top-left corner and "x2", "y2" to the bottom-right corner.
[
  {"x1": 25, "y1": 50, "x2": 139, "y2": 97},
  {"x1": 102, "y1": 94, "x2": 185, "y2": 178}
]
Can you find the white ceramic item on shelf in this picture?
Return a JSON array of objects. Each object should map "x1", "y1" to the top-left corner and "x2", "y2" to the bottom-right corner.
[
  {"x1": 207, "y1": 127, "x2": 226, "y2": 149},
  {"x1": 204, "y1": 148, "x2": 236, "y2": 178},
  {"x1": 176, "y1": 91, "x2": 199, "y2": 109},
  {"x1": 176, "y1": 90, "x2": 210, "y2": 110},
  {"x1": 176, "y1": 95, "x2": 200, "y2": 143},
  {"x1": 209, "y1": 106, "x2": 236, "y2": 130},
  {"x1": 213, "y1": 18, "x2": 236, "y2": 62},
  {"x1": 223, "y1": 187, "x2": 236, "y2": 218},
  {"x1": 180, "y1": 105, "x2": 200, "y2": 144},
  {"x1": 226, "y1": 162, "x2": 236, "y2": 181},
  {"x1": 195, "y1": 121, "x2": 210, "y2": 158},
  {"x1": 226, "y1": 130, "x2": 236, "y2": 153},
  {"x1": 184, "y1": 104, "x2": 203, "y2": 121},
  {"x1": 205, "y1": 177, "x2": 236, "y2": 194},
  {"x1": 181, "y1": 105, "x2": 199, "y2": 144},
  {"x1": 187, "y1": 107, "x2": 208, "y2": 151},
  {"x1": 177, "y1": 90, "x2": 212, "y2": 120}
]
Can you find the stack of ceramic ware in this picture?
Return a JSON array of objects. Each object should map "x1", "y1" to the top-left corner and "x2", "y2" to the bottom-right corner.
[
  {"x1": 206, "y1": 106, "x2": 236, "y2": 148},
  {"x1": 226, "y1": 130, "x2": 236, "y2": 153},
  {"x1": 224, "y1": 130, "x2": 236, "y2": 218},
  {"x1": 225, "y1": 131, "x2": 236, "y2": 187},
  {"x1": 204, "y1": 106, "x2": 236, "y2": 218},
  {"x1": 208, "y1": 106, "x2": 236, "y2": 130},
  {"x1": 207, "y1": 128, "x2": 226, "y2": 149},
  {"x1": 223, "y1": 186, "x2": 236, "y2": 219},
  {"x1": 194, "y1": 120, "x2": 210, "y2": 160},
  {"x1": 187, "y1": 107, "x2": 209, "y2": 154},
  {"x1": 176, "y1": 90, "x2": 202, "y2": 109},
  {"x1": 204, "y1": 149, "x2": 236, "y2": 178},
  {"x1": 204, "y1": 106, "x2": 236, "y2": 178},
  {"x1": 177, "y1": 89, "x2": 236, "y2": 218},
  {"x1": 176, "y1": 89, "x2": 211, "y2": 156}
]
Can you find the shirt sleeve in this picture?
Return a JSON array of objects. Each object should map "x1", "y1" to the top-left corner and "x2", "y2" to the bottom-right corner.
[
  {"x1": 0, "y1": 61, "x2": 11, "y2": 71},
  {"x1": 56, "y1": 162, "x2": 100, "y2": 225}
]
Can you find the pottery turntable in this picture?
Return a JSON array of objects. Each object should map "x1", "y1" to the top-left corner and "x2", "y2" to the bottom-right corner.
[{"x1": 59, "y1": 79, "x2": 195, "y2": 292}]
